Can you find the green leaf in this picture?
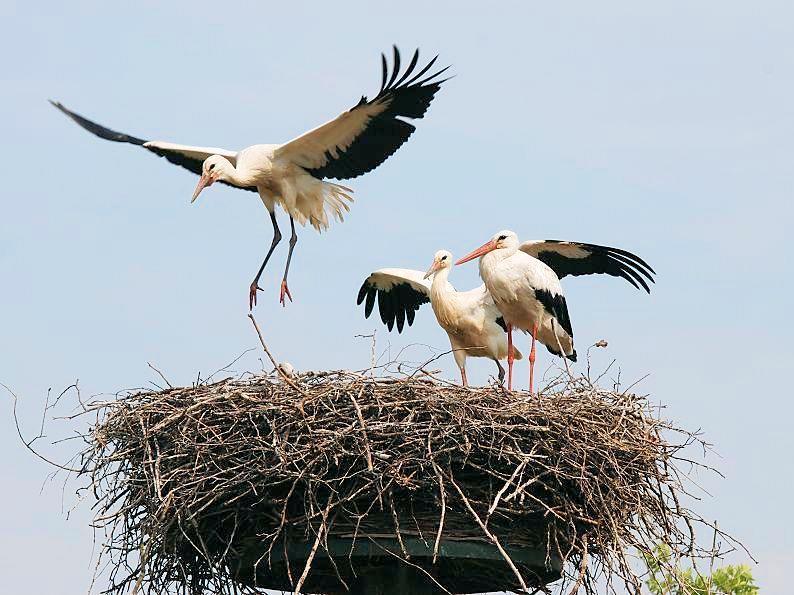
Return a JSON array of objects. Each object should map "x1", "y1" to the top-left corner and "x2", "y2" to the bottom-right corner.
[{"x1": 642, "y1": 544, "x2": 758, "y2": 595}]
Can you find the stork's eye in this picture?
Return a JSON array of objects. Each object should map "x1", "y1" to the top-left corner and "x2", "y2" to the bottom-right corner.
[
  {"x1": 441, "y1": 255, "x2": 447, "y2": 260},
  {"x1": 209, "y1": 163, "x2": 216, "y2": 171},
  {"x1": 498, "y1": 235, "x2": 507, "y2": 240}
]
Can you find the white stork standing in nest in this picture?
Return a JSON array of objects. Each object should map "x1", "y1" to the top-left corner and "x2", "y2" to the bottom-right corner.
[
  {"x1": 51, "y1": 47, "x2": 449, "y2": 309},
  {"x1": 357, "y1": 250, "x2": 522, "y2": 386},
  {"x1": 456, "y1": 231, "x2": 656, "y2": 393}
]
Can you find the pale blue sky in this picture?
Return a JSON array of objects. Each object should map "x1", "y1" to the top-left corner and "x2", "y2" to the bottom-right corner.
[{"x1": 1, "y1": 1, "x2": 792, "y2": 593}]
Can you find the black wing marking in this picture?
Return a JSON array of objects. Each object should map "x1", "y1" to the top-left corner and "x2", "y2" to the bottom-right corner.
[
  {"x1": 534, "y1": 288, "x2": 573, "y2": 338},
  {"x1": 50, "y1": 101, "x2": 256, "y2": 192},
  {"x1": 356, "y1": 276, "x2": 430, "y2": 333},
  {"x1": 525, "y1": 240, "x2": 656, "y2": 293},
  {"x1": 305, "y1": 47, "x2": 449, "y2": 181},
  {"x1": 144, "y1": 144, "x2": 203, "y2": 176},
  {"x1": 534, "y1": 289, "x2": 577, "y2": 362}
]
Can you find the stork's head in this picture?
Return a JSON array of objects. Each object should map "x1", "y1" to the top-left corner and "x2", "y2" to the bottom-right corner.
[
  {"x1": 191, "y1": 155, "x2": 232, "y2": 203},
  {"x1": 455, "y1": 230, "x2": 519, "y2": 265},
  {"x1": 423, "y1": 249, "x2": 453, "y2": 279}
]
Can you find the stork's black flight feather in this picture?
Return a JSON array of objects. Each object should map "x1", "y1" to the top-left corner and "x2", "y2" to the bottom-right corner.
[
  {"x1": 305, "y1": 47, "x2": 449, "y2": 181},
  {"x1": 521, "y1": 240, "x2": 656, "y2": 293},
  {"x1": 357, "y1": 276, "x2": 430, "y2": 333}
]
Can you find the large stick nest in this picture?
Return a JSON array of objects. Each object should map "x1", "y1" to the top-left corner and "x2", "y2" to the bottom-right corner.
[{"x1": 78, "y1": 369, "x2": 725, "y2": 595}]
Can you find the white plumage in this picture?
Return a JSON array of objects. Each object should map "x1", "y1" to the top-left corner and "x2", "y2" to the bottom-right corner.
[
  {"x1": 479, "y1": 240, "x2": 575, "y2": 359},
  {"x1": 357, "y1": 251, "x2": 522, "y2": 386},
  {"x1": 457, "y1": 230, "x2": 656, "y2": 392},
  {"x1": 194, "y1": 146, "x2": 354, "y2": 230},
  {"x1": 51, "y1": 47, "x2": 449, "y2": 309}
]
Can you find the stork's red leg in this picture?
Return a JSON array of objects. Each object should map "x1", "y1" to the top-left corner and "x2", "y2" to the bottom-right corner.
[
  {"x1": 250, "y1": 210, "x2": 281, "y2": 310},
  {"x1": 279, "y1": 217, "x2": 297, "y2": 306},
  {"x1": 506, "y1": 323, "x2": 515, "y2": 391},
  {"x1": 460, "y1": 367, "x2": 468, "y2": 387},
  {"x1": 529, "y1": 322, "x2": 538, "y2": 395}
]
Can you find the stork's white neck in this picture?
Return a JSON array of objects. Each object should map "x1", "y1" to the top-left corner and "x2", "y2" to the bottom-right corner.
[
  {"x1": 429, "y1": 266, "x2": 458, "y2": 328},
  {"x1": 430, "y1": 266, "x2": 452, "y2": 297},
  {"x1": 479, "y1": 248, "x2": 508, "y2": 272},
  {"x1": 218, "y1": 157, "x2": 255, "y2": 188}
]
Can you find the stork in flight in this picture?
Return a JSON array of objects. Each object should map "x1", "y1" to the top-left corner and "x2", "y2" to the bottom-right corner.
[
  {"x1": 51, "y1": 47, "x2": 449, "y2": 309},
  {"x1": 357, "y1": 250, "x2": 522, "y2": 386},
  {"x1": 456, "y1": 231, "x2": 655, "y2": 392}
]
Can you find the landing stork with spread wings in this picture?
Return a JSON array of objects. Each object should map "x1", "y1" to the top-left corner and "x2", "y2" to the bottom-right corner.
[
  {"x1": 457, "y1": 232, "x2": 655, "y2": 392},
  {"x1": 51, "y1": 47, "x2": 449, "y2": 309},
  {"x1": 357, "y1": 250, "x2": 522, "y2": 386}
]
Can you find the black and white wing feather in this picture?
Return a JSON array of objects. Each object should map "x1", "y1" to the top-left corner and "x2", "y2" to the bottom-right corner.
[
  {"x1": 356, "y1": 268, "x2": 433, "y2": 333},
  {"x1": 49, "y1": 100, "x2": 254, "y2": 192},
  {"x1": 275, "y1": 47, "x2": 449, "y2": 181},
  {"x1": 519, "y1": 240, "x2": 656, "y2": 293}
]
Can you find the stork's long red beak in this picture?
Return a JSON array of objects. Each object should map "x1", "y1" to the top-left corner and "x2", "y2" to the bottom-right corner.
[
  {"x1": 455, "y1": 240, "x2": 497, "y2": 265},
  {"x1": 191, "y1": 173, "x2": 215, "y2": 203}
]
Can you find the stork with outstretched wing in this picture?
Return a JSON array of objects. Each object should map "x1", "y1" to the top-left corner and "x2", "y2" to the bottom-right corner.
[
  {"x1": 52, "y1": 47, "x2": 449, "y2": 309},
  {"x1": 357, "y1": 250, "x2": 521, "y2": 386},
  {"x1": 457, "y1": 232, "x2": 655, "y2": 392}
]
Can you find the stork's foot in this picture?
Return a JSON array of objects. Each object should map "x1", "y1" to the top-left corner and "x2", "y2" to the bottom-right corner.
[
  {"x1": 279, "y1": 280, "x2": 293, "y2": 306},
  {"x1": 249, "y1": 282, "x2": 263, "y2": 310}
]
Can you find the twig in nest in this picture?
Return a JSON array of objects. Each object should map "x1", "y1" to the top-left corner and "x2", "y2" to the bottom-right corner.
[
  {"x1": 430, "y1": 459, "x2": 447, "y2": 565},
  {"x1": 566, "y1": 537, "x2": 588, "y2": 595},
  {"x1": 293, "y1": 498, "x2": 333, "y2": 595},
  {"x1": 3, "y1": 383, "x2": 81, "y2": 473},
  {"x1": 349, "y1": 387, "x2": 374, "y2": 472},
  {"x1": 247, "y1": 312, "x2": 310, "y2": 410},
  {"x1": 446, "y1": 470, "x2": 529, "y2": 593},
  {"x1": 147, "y1": 362, "x2": 173, "y2": 389}
]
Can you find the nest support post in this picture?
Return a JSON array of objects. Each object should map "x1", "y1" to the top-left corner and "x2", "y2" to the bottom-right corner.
[
  {"x1": 234, "y1": 536, "x2": 560, "y2": 594},
  {"x1": 344, "y1": 563, "x2": 443, "y2": 595}
]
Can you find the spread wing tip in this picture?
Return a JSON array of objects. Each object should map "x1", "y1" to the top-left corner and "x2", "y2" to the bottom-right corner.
[
  {"x1": 49, "y1": 99, "x2": 76, "y2": 118},
  {"x1": 380, "y1": 47, "x2": 451, "y2": 94},
  {"x1": 283, "y1": 47, "x2": 450, "y2": 181},
  {"x1": 356, "y1": 280, "x2": 370, "y2": 306},
  {"x1": 50, "y1": 99, "x2": 148, "y2": 146}
]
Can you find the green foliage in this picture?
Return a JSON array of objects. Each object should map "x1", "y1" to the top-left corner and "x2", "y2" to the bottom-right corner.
[{"x1": 644, "y1": 544, "x2": 758, "y2": 595}]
